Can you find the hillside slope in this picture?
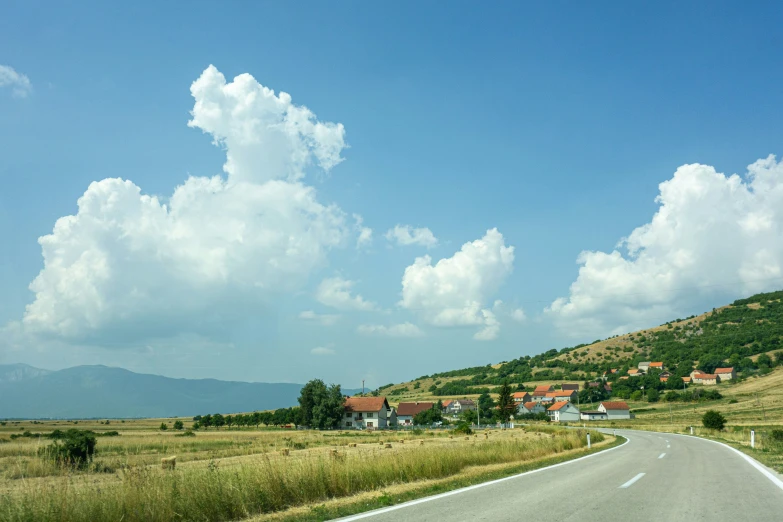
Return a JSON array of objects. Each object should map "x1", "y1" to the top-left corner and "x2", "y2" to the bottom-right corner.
[{"x1": 376, "y1": 290, "x2": 783, "y2": 404}]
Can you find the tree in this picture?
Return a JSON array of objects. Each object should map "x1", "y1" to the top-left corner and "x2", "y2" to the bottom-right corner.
[
  {"x1": 225, "y1": 415, "x2": 234, "y2": 429},
  {"x1": 495, "y1": 381, "x2": 515, "y2": 425},
  {"x1": 159, "y1": 422, "x2": 168, "y2": 431},
  {"x1": 201, "y1": 414, "x2": 212, "y2": 430},
  {"x1": 698, "y1": 354, "x2": 725, "y2": 374},
  {"x1": 646, "y1": 389, "x2": 660, "y2": 403},
  {"x1": 757, "y1": 353, "x2": 772, "y2": 369},
  {"x1": 173, "y1": 420, "x2": 184, "y2": 430},
  {"x1": 478, "y1": 391, "x2": 495, "y2": 415},
  {"x1": 413, "y1": 405, "x2": 443, "y2": 426},
  {"x1": 460, "y1": 409, "x2": 478, "y2": 424},
  {"x1": 311, "y1": 384, "x2": 343, "y2": 429},
  {"x1": 298, "y1": 379, "x2": 328, "y2": 427},
  {"x1": 41, "y1": 429, "x2": 97, "y2": 468},
  {"x1": 212, "y1": 413, "x2": 225, "y2": 430},
  {"x1": 702, "y1": 410, "x2": 726, "y2": 430}
]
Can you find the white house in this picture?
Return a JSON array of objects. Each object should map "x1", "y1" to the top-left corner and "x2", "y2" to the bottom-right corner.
[
  {"x1": 580, "y1": 410, "x2": 609, "y2": 421},
  {"x1": 638, "y1": 361, "x2": 651, "y2": 372},
  {"x1": 598, "y1": 401, "x2": 630, "y2": 420},
  {"x1": 343, "y1": 397, "x2": 391, "y2": 429},
  {"x1": 396, "y1": 402, "x2": 435, "y2": 426},
  {"x1": 442, "y1": 399, "x2": 476, "y2": 416},
  {"x1": 715, "y1": 367, "x2": 736, "y2": 381},
  {"x1": 547, "y1": 401, "x2": 581, "y2": 422}
]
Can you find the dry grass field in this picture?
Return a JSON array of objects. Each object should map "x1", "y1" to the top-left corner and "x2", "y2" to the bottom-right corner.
[{"x1": 0, "y1": 419, "x2": 609, "y2": 522}]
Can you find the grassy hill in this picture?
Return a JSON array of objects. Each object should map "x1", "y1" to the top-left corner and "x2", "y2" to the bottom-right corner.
[{"x1": 373, "y1": 289, "x2": 783, "y2": 406}]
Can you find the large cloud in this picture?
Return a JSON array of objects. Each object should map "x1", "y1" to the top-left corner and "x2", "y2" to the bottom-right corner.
[
  {"x1": 547, "y1": 155, "x2": 783, "y2": 337},
  {"x1": 399, "y1": 228, "x2": 514, "y2": 340},
  {"x1": 21, "y1": 66, "x2": 353, "y2": 342}
]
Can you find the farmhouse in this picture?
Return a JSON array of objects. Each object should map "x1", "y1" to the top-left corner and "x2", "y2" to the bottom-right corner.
[
  {"x1": 512, "y1": 392, "x2": 531, "y2": 403},
  {"x1": 693, "y1": 373, "x2": 719, "y2": 385},
  {"x1": 649, "y1": 362, "x2": 664, "y2": 371},
  {"x1": 682, "y1": 377, "x2": 692, "y2": 384},
  {"x1": 580, "y1": 410, "x2": 608, "y2": 421},
  {"x1": 628, "y1": 369, "x2": 642, "y2": 377},
  {"x1": 442, "y1": 399, "x2": 476, "y2": 416},
  {"x1": 519, "y1": 402, "x2": 546, "y2": 415},
  {"x1": 532, "y1": 385, "x2": 554, "y2": 402},
  {"x1": 545, "y1": 390, "x2": 577, "y2": 403},
  {"x1": 715, "y1": 367, "x2": 736, "y2": 381},
  {"x1": 598, "y1": 401, "x2": 631, "y2": 420},
  {"x1": 547, "y1": 401, "x2": 581, "y2": 422},
  {"x1": 396, "y1": 402, "x2": 435, "y2": 426},
  {"x1": 343, "y1": 397, "x2": 391, "y2": 429},
  {"x1": 638, "y1": 361, "x2": 651, "y2": 372}
]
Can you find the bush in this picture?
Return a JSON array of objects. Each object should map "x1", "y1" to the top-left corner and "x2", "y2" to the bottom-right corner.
[
  {"x1": 39, "y1": 429, "x2": 97, "y2": 468},
  {"x1": 160, "y1": 423, "x2": 168, "y2": 431},
  {"x1": 173, "y1": 420, "x2": 184, "y2": 430},
  {"x1": 702, "y1": 410, "x2": 726, "y2": 431},
  {"x1": 769, "y1": 429, "x2": 783, "y2": 442},
  {"x1": 96, "y1": 431, "x2": 120, "y2": 437},
  {"x1": 175, "y1": 430, "x2": 196, "y2": 437},
  {"x1": 452, "y1": 422, "x2": 473, "y2": 435}
]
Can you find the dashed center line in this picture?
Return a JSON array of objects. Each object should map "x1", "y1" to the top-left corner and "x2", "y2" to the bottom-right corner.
[
  {"x1": 619, "y1": 473, "x2": 646, "y2": 489},
  {"x1": 658, "y1": 453, "x2": 666, "y2": 459}
]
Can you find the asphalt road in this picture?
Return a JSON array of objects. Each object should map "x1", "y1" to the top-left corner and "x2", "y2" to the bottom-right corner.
[{"x1": 337, "y1": 429, "x2": 783, "y2": 521}]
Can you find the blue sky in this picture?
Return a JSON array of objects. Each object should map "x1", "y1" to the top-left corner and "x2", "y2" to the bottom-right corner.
[{"x1": 2, "y1": 1, "x2": 783, "y2": 388}]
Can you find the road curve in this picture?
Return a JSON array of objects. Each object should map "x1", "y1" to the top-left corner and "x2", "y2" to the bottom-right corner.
[{"x1": 336, "y1": 429, "x2": 783, "y2": 521}]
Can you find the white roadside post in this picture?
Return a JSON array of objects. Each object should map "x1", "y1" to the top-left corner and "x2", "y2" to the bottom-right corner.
[
  {"x1": 690, "y1": 426, "x2": 694, "y2": 435},
  {"x1": 751, "y1": 429, "x2": 756, "y2": 449},
  {"x1": 587, "y1": 433, "x2": 591, "y2": 449}
]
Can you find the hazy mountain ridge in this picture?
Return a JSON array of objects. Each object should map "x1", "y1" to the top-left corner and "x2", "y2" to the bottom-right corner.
[{"x1": 0, "y1": 365, "x2": 360, "y2": 419}]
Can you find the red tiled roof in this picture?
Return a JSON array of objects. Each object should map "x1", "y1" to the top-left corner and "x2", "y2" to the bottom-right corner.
[
  {"x1": 534, "y1": 385, "x2": 553, "y2": 393},
  {"x1": 548, "y1": 401, "x2": 572, "y2": 411},
  {"x1": 660, "y1": 377, "x2": 669, "y2": 382},
  {"x1": 715, "y1": 368, "x2": 734, "y2": 374},
  {"x1": 441, "y1": 400, "x2": 453, "y2": 408},
  {"x1": 545, "y1": 390, "x2": 575, "y2": 398},
  {"x1": 396, "y1": 402, "x2": 434, "y2": 416},
  {"x1": 619, "y1": 376, "x2": 629, "y2": 380},
  {"x1": 344, "y1": 397, "x2": 388, "y2": 413},
  {"x1": 682, "y1": 377, "x2": 692, "y2": 383},
  {"x1": 628, "y1": 369, "x2": 640, "y2": 374},
  {"x1": 522, "y1": 402, "x2": 539, "y2": 409},
  {"x1": 695, "y1": 374, "x2": 718, "y2": 379},
  {"x1": 600, "y1": 401, "x2": 629, "y2": 411},
  {"x1": 512, "y1": 392, "x2": 529, "y2": 399},
  {"x1": 650, "y1": 362, "x2": 664, "y2": 368}
]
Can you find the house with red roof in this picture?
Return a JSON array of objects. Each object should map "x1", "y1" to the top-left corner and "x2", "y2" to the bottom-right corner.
[
  {"x1": 715, "y1": 367, "x2": 736, "y2": 381},
  {"x1": 518, "y1": 402, "x2": 546, "y2": 415},
  {"x1": 598, "y1": 401, "x2": 630, "y2": 420},
  {"x1": 545, "y1": 390, "x2": 577, "y2": 403},
  {"x1": 343, "y1": 397, "x2": 391, "y2": 429},
  {"x1": 512, "y1": 391, "x2": 531, "y2": 403},
  {"x1": 547, "y1": 401, "x2": 581, "y2": 422}
]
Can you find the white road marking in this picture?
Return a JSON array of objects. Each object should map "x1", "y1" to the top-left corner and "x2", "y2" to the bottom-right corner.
[
  {"x1": 658, "y1": 453, "x2": 666, "y2": 459},
  {"x1": 619, "y1": 473, "x2": 646, "y2": 489},
  {"x1": 337, "y1": 436, "x2": 631, "y2": 520}
]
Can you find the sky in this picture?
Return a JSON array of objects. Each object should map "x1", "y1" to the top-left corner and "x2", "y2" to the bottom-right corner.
[{"x1": 2, "y1": 1, "x2": 783, "y2": 388}]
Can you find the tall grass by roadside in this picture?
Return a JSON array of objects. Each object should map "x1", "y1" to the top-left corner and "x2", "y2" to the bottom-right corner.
[{"x1": 0, "y1": 429, "x2": 602, "y2": 522}]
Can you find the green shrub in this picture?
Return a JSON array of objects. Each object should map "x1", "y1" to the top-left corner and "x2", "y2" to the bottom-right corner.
[
  {"x1": 160, "y1": 423, "x2": 168, "y2": 431},
  {"x1": 452, "y1": 422, "x2": 473, "y2": 435},
  {"x1": 39, "y1": 429, "x2": 97, "y2": 468},
  {"x1": 770, "y1": 429, "x2": 783, "y2": 442},
  {"x1": 96, "y1": 431, "x2": 120, "y2": 437},
  {"x1": 702, "y1": 410, "x2": 726, "y2": 431},
  {"x1": 175, "y1": 430, "x2": 196, "y2": 437},
  {"x1": 728, "y1": 399, "x2": 738, "y2": 404},
  {"x1": 173, "y1": 420, "x2": 184, "y2": 430}
]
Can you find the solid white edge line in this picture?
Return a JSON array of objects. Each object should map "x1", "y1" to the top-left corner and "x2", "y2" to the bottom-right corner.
[
  {"x1": 336, "y1": 435, "x2": 630, "y2": 521},
  {"x1": 623, "y1": 428, "x2": 783, "y2": 492},
  {"x1": 619, "y1": 472, "x2": 645, "y2": 488},
  {"x1": 658, "y1": 453, "x2": 666, "y2": 459}
]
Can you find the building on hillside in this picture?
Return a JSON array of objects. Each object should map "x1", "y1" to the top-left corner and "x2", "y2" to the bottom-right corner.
[
  {"x1": 531, "y1": 385, "x2": 553, "y2": 401},
  {"x1": 581, "y1": 410, "x2": 609, "y2": 421},
  {"x1": 519, "y1": 402, "x2": 546, "y2": 415},
  {"x1": 547, "y1": 401, "x2": 581, "y2": 422},
  {"x1": 545, "y1": 390, "x2": 577, "y2": 403},
  {"x1": 561, "y1": 383, "x2": 580, "y2": 392},
  {"x1": 512, "y1": 392, "x2": 531, "y2": 403},
  {"x1": 660, "y1": 376, "x2": 669, "y2": 383},
  {"x1": 396, "y1": 402, "x2": 435, "y2": 426},
  {"x1": 603, "y1": 383, "x2": 612, "y2": 393},
  {"x1": 619, "y1": 376, "x2": 630, "y2": 381},
  {"x1": 628, "y1": 368, "x2": 642, "y2": 377},
  {"x1": 649, "y1": 362, "x2": 664, "y2": 371},
  {"x1": 638, "y1": 362, "x2": 651, "y2": 372},
  {"x1": 715, "y1": 367, "x2": 736, "y2": 381},
  {"x1": 588, "y1": 381, "x2": 601, "y2": 388},
  {"x1": 442, "y1": 399, "x2": 475, "y2": 416},
  {"x1": 682, "y1": 377, "x2": 692, "y2": 384},
  {"x1": 690, "y1": 370, "x2": 705, "y2": 380},
  {"x1": 598, "y1": 401, "x2": 631, "y2": 420},
  {"x1": 693, "y1": 373, "x2": 719, "y2": 385},
  {"x1": 344, "y1": 397, "x2": 391, "y2": 429}
]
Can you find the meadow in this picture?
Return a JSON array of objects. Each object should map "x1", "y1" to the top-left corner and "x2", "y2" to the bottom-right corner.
[{"x1": 0, "y1": 419, "x2": 608, "y2": 522}]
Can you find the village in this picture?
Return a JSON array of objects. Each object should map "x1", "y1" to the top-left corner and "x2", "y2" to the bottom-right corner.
[{"x1": 343, "y1": 361, "x2": 739, "y2": 429}]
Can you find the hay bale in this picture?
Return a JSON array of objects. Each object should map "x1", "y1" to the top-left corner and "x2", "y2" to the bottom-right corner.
[
  {"x1": 379, "y1": 440, "x2": 384, "y2": 445},
  {"x1": 384, "y1": 443, "x2": 392, "y2": 449},
  {"x1": 449, "y1": 435, "x2": 453, "y2": 439},
  {"x1": 419, "y1": 440, "x2": 424, "y2": 445},
  {"x1": 281, "y1": 449, "x2": 290, "y2": 456},
  {"x1": 161, "y1": 456, "x2": 177, "y2": 470},
  {"x1": 348, "y1": 443, "x2": 357, "y2": 447},
  {"x1": 398, "y1": 439, "x2": 405, "y2": 443},
  {"x1": 464, "y1": 436, "x2": 470, "y2": 440}
]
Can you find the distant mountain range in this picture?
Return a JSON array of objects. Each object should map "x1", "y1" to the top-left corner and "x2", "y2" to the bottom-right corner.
[{"x1": 0, "y1": 364, "x2": 360, "y2": 419}]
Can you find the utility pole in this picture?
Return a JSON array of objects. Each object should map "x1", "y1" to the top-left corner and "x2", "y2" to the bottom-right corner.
[
  {"x1": 669, "y1": 404, "x2": 673, "y2": 424},
  {"x1": 477, "y1": 398, "x2": 480, "y2": 429},
  {"x1": 362, "y1": 380, "x2": 365, "y2": 395}
]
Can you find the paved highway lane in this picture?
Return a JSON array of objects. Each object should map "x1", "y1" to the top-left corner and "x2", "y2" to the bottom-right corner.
[{"x1": 337, "y1": 430, "x2": 783, "y2": 521}]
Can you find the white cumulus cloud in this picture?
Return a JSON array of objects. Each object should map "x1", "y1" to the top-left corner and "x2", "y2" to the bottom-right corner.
[
  {"x1": 353, "y1": 214, "x2": 373, "y2": 248},
  {"x1": 19, "y1": 65, "x2": 351, "y2": 343},
  {"x1": 0, "y1": 65, "x2": 32, "y2": 98},
  {"x1": 316, "y1": 277, "x2": 377, "y2": 311},
  {"x1": 511, "y1": 308, "x2": 527, "y2": 322},
  {"x1": 385, "y1": 225, "x2": 438, "y2": 248},
  {"x1": 546, "y1": 155, "x2": 783, "y2": 338},
  {"x1": 311, "y1": 346, "x2": 335, "y2": 356},
  {"x1": 357, "y1": 322, "x2": 424, "y2": 338},
  {"x1": 399, "y1": 228, "x2": 514, "y2": 340},
  {"x1": 299, "y1": 310, "x2": 340, "y2": 326}
]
